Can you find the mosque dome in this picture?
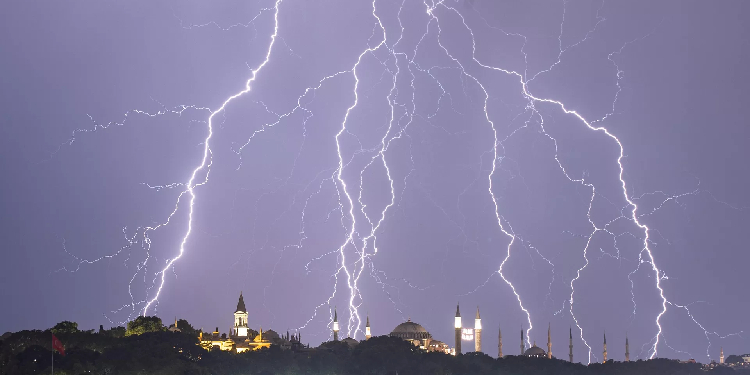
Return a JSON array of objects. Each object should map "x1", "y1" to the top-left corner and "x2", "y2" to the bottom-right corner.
[
  {"x1": 390, "y1": 319, "x2": 432, "y2": 340},
  {"x1": 524, "y1": 343, "x2": 547, "y2": 357}
]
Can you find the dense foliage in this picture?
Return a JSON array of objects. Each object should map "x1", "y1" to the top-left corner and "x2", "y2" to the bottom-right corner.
[
  {"x1": 125, "y1": 315, "x2": 166, "y2": 336},
  {"x1": 0, "y1": 321, "x2": 744, "y2": 375}
]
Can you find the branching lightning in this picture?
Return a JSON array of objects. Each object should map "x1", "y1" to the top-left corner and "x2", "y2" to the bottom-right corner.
[{"x1": 54, "y1": 0, "x2": 745, "y2": 361}]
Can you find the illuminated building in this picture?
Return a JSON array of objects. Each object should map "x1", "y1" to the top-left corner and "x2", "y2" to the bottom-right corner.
[
  {"x1": 524, "y1": 341, "x2": 547, "y2": 358},
  {"x1": 365, "y1": 314, "x2": 371, "y2": 340},
  {"x1": 387, "y1": 318, "x2": 450, "y2": 354},
  {"x1": 390, "y1": 319, "x2": 432, "y2": 347},
  {"x1": 455, "y1": 304, "x2": 462, "y2": 354},
  {"x1": 333, "y1": 307, "x2": 339, "y2": 342},
  {"x1": 474, "y1": 307, "x2": 482, "y2": 353},
  {"x1": 197, "y1": 292, "x2": 272, "y2": 353},
  {"x1": 603, "y1": 332, "x2": 608, "y2": 363}
]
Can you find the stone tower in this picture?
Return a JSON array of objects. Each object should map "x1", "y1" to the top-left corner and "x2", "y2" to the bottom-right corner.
[
  {"x1": 474, "y1": 307, "x2": 482, "y2": 353},
  {"x1": 720, "y1": 347, "x2": 724, "y2": 364},
  {"x1": 498, "y1": 327, "x2": 503, "y2": 358},
  {"x1": 234, "y1": 292, "x2": 249, "y2": 337},
  {"x1": 625, "y1": 334, "x2": 630, "y2": 362},
  {"x1": 333, "y1": 307, "x2": 339, "y2": 341},
  {"x1": 547, "y1": 323, "x2": 552, "y2": 359},
  {"x1": 454, "y1": 303, "x2": 462, "y2": 355},
  {"x1": 365, "y1": 313, "x2": 371, "y2": 340},
  {"x1": 602, "y1": 331, "x2": 608, "y2": 363},
  {"x1": 569, "y1": 327, "x2": 573, "y2": 363}
]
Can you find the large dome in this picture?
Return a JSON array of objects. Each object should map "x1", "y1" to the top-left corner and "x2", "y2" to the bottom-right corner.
[
  {"x1": 390, "y1": 319, "x2": 432, "y2": 341},
  {"x1": 524, "y1": 344, "x2": 547, "y2": 357}
]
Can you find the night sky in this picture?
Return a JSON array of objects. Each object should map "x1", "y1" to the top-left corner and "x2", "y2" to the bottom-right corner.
[{"x1": 1, "y1": 0, "x2": 748, "y2": 364}]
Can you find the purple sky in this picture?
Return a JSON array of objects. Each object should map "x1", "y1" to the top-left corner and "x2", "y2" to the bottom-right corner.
[{"x1": 1, "y1": 0, "x2": 748, "y2": 364}]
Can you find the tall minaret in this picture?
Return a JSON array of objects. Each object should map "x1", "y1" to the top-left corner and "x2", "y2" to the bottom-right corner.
[
  {"x1": 720, "y1": 347, "x2": 724, "y2": 364},
  {"x1": 569, "y1": 327, "x2": 574, "y2": 363},
  {"x1": 521, "y1": 329, "x2": 525, "y2": 355},
  {"x1": 475, "y1": 306, "x2": 482, "y2": 353},
  {"x1": 454, "y1": 303, "x2": 462, "y2": 355},
  {"x1": 365, "y1": 313, "x2": 371, "y2": 340},
  {"x1": 602, "y1": 331, "x2": 608, "y2": 363},
  {"x1": 547, "y1": 323, "x2": 552, "y2": 359},
  {"x1": 498, "y1": 327, "x2": 503, "y2": 358},
  {"x1": 333, "y1": 307, "x2": 339, "y2": 341},
  {"x1": 625, "y1": 334, "x2": 630, "y2": 362},
  {"x1": 234, "y1": 292, "x2": 249, "y2": 337}
]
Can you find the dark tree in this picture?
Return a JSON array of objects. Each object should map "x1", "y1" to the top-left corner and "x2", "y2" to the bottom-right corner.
[
  {"x1": 125, "y1": 316, "x2": 165, "y2": 336},
  {"x1": 725, "y1": 354, "x2": 744, "y2": 364},
  {"x1": 176, "y1": 319, "x2": 198, "y2": 336},
  {"x1": 51, "y1": 321, "x2": 79, "y2": 334}
]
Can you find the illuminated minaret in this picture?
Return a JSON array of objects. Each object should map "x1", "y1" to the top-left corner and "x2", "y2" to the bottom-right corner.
[
  {"x1": 521, "y1": 329, "x2": 525, "y2": 355},
  {"x1": 475, "y1": 306, "x2": 482, "y2": 353},
  {"x1": 569, "y1": 327, "x2": 573, "y2": 363},
  {"x1": 602, "y1": 331, "x2": 608, "y2": 363},
  {"x1": 625, "y1": 334, "x2": 630, "y2": 362},
  {"x1": 365, "y1": 313, "x2": 371, "y2": 340},
  {"x1": 720, "y1": 347, "x2": 724, "y2": 364},
  {"x1": 332, "y1": 307, "x2": 339, "y2": 341},
  {"x1": 454, "y1": 303, "x2": 462, "y2": 355},
  {"x1": 547, "y1": 323, "x2": 552, "y2": 359},
  {"x1": 234, "y1": 292, "x2": 249, "y2": 337},
  {"x1": 498, "y1": 327, "x2": 503, "y2": 358}
]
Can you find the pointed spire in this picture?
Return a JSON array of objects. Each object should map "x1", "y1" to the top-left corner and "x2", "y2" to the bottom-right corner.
[
  {"x1": 498, "y1": 327, "x2": 503, "y2": 358},
  {"x1": 603, "y1": 331, "x2": 607, "y2": 345},
  {"x1": 476, "y1": 306, "x2": 480, "y2": 319},
  {"x1": 456, "y1": 303, "x2": 461, "y2": 317},
  {"x1": 366, "y1": 313, "x2": 370, "y2": 327},
  {"x1": 235, "y1": 291, "x2": 247, "y2": 313},
  {"x1": 548, "y1": 323, "x2": 551, "y2": 340},
  {"x1": 334, "y1": 306, "x2": 338, "y2": 322},
  {"x1": 547, "y1": 323, "x2": 552, "y2": 359},
  {"x1": 625, "y1": 333, "x2": 630, "y2": 362},
  {"x1": 569, "y1": 327, "x2": 574, "y2": 363}
]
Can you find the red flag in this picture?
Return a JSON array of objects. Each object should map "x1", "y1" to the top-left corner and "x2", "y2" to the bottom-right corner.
[{"x1": 52, "y1": 334, "x2": 65, "y2": 356}]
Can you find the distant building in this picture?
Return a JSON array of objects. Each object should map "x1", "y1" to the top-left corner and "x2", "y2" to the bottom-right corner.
[
  {"x1": 198, "y1": 292, "x2": 273, "y2": 353},
  {"x1": 524, "y1": 342, "x2": 548, "y2": 358}
]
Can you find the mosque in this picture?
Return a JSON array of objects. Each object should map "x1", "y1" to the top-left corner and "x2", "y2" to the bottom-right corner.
[{"x1": 200, "y1": 293, "x2": 628, "y2": 362}]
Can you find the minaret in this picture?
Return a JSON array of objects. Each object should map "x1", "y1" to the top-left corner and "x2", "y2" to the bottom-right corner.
[
  {"x1": 625, "y1": 334, "x2": 630, "y2": 362},
  {"x1": 365, "y1": 314, "x2": 371, "y2": 340},
  {"x1": 521, "y1": 329, "x2": 525, "y2": 355},
  {"x1": 569, "y1": 327, "x2": 573, "y2": 363},
  {"x1": 454, "y1": 303, "x2": 462, "y2": 355},
  {"x1": 720, "y1": 347, "x2": 724, "y2": 364},
  {"x1": 333, "y1": 307, "x2": 339, "y2": 341},
  {"x1": 547, "y1": 323, "x2": 552, "y2": 359},
  {"x1": 602, "y1": 331, "x2": 608, "y2": 363},
  {"x1": 498, "y1": 327, "x2": 503, "y2": 358},
  {"x1": 234, "y1": 292, "x2": 249, "y2": 337},
  {"x1": 474, "y1": 306, "x2": 482, "y2": 353}
]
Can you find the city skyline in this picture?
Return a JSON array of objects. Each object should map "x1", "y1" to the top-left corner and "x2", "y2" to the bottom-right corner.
[{"x1": 1, "y1": 0, "x2": 748, "y2": 365}]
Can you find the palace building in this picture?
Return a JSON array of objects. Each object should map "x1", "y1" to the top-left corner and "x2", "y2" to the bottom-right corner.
[{"x1": 198, "y1": 292, "x2": 308, "y2": 353}]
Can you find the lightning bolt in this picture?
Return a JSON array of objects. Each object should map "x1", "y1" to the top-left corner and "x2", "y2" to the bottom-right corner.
[{"x1": 54, "y1": 0, "x2": 745, "y2": 357}]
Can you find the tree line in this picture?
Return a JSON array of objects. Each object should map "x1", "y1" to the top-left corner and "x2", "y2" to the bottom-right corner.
[{"x1": 0, "y1": 317, "x2": 742, "y2": 375}]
